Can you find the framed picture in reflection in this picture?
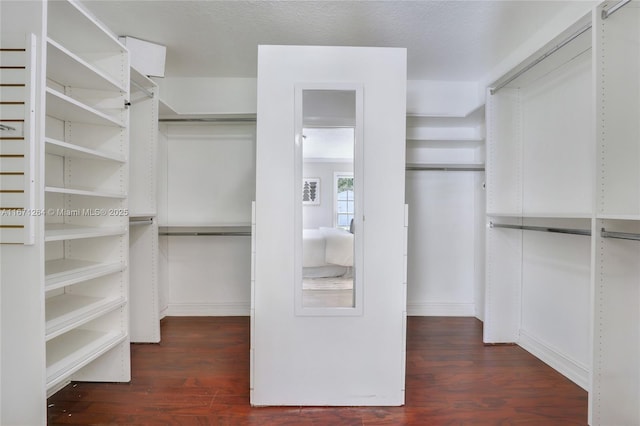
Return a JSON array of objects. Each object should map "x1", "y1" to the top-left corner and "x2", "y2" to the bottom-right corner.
[{"x1": 302, "y1": 178, "x2": 320, "y2": 205}]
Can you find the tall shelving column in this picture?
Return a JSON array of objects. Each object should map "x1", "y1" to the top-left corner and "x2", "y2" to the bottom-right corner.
[
  {"x1": 129, "y1": 67, "x2": 160, "y2": 342},
  {"x1": 591, "y1": 2, "x2": 640, "y2": 424},
  {"x1": 44, "y1": 0, "x2": 130, "y2": 395},
  {"x1": 484, "y1": 11, "x2": 594, "y2": 390}
]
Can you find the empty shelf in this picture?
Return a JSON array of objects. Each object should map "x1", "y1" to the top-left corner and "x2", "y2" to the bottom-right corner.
[
  {"x1": 45, "y1": 258, "x2": 124, "y2": 291},
  {"x1": 46, "y1": 328, "x2": 126, "y2": 390},
  {"x1": 45, "y1": 186, "x2": 126, "y2": 199},
  {"x1": 45, "y1": 223, "x2": 126, "y2": 241},
  {"x1": 46, "y1": 88, "x2": 124, "y2": 128},
  {"x1": 45, "y1": 137, "x2": 125, "y2": 163},
  {"x1": 47, "y1": 38, "x2": 126, "y2": 92},
  {"x1": 46, "y1": 294, "x2": 125, "y2": 340}
]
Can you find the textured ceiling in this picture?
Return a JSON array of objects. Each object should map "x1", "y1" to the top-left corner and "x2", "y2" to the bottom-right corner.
[{"x1": 82, "y1": 1, "x2": 580, "y2": 81}]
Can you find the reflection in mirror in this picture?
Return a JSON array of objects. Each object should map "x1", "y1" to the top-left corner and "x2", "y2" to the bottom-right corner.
[{"x1": 301, "y1": 90, "x2": 356, "y2": 308}]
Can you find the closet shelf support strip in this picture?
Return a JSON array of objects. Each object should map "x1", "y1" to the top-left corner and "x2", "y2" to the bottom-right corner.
[{"x1": 489, "y1": 222, "x2": 591, "y2": 236}]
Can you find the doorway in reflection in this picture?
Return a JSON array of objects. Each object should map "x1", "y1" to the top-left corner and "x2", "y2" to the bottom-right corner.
[{"x1": 300, "y1": 90, "x2": 356, "y2": 308}]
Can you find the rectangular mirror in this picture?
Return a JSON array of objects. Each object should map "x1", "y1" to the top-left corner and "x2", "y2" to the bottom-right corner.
[{"x1": 294, "y1": 85, "x2": 363, "y2": 315}]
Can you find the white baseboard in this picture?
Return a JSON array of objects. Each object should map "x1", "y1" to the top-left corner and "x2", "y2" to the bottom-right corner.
[
  {"x1": 518, "y1": 329, "x2": 589, "y2": 391},
  {"x1": 165, "y1": 302, "x2": 250, "y2": 316},
  {"x1": 407, "y1": 302, "x2": 475, "y2": 317}
]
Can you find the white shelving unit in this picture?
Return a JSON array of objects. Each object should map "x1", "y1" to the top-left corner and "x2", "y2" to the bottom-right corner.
[
  {"x1": 44, "y1": 0, "x2": 130, "y2": 397},
  {"x1": 486, "y1": 2, "x2": 640, "y2": 424},
  {"x1": 485, "y1": 10, "x2": 594, "y2": 388},
  {"x1": 128, "y1": 66, "x2": 161, "y2": 343},
  {"x1": 1, "y1": 1, "x2": 131, "y2": 423}
]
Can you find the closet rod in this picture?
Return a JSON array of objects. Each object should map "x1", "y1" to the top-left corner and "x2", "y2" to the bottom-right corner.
[
  {"x1": 601, "y1": 228, "x2": 640, "y2": 241},
  {"x1": 602, "y1": 0, "x2": 631, "y2": 19},
  {"x1": 130, "y1": 80, "x2": 154, "y2": 99},
  {"x1": 159, "y1": 117, "x2": 256, "y2": 123},
  {"x1": 406, "y1": 165, "x2": 485, "y2": 172},
  {"x1": 129, "y1": 218, "x2": 153, "y2": 226},
  {"x1": 490, "y1": 222, "x2": 591, "y2": 236},
  {"x1": 490, "y1": 21, "x2": 592, "y2": 95},
  {"x1": 159, "y1": 231, "x2": 251, "y2": 237}
]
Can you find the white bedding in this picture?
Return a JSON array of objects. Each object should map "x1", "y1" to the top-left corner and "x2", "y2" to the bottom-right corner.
[{"x1": 303, "y1": 227, "x2": 353, "y2": 268}]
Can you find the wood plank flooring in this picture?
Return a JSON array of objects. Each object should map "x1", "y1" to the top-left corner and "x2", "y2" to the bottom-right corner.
[{"x1": 48, "y1": 317, "x2": 588, "y2": 425}]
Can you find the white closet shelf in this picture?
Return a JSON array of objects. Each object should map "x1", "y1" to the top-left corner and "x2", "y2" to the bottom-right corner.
[
  {"x1": 45, "y1": 294, "x2": 126, "y2": 341},
  {"x1": 47, "y1": 38, "x2": 126, "y2": 93},
  {"x1": 45, "y1": 258, "x2": 124, "y2": 291},
  {"x1": 46, "y1": 329, "x2": 127, "y2": 391},
  {"x1": 45, "y1": 137, "x2": 125, "y2": 163},
  {"x1": 47, "y1": 0, "x2": 126, "y2": 61},
  {"x1": 45, "y1": 186, "x2": 126, "y2": 199},
  {"x1": 46, "y1": 88, "x2": 125, "y2": 128},
  {"x1": 45, "y1": 223, "x2": 126, "y2": 242}
]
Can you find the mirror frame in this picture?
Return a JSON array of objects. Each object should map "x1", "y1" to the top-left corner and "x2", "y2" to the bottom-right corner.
[{"x1": 294, "y1": 82, "x2": 364, "y2": 316}]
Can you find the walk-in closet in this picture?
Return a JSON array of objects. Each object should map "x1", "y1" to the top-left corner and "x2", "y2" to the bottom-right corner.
[{"x1": 1, "y1": 0, "x2": 638, "y2": 424}]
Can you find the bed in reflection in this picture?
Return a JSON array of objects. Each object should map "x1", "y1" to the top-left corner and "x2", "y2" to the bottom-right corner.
[
  {"x1": 303, "y1": 227, "x2": 353, "y2": 281},
  {"x1": 302, "y1": 227, "x2": 353, "y2": 307}
]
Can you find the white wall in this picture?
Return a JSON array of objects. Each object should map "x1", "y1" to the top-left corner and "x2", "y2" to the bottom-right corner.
[
  {"x1": 159, "y1": 123, "x2": 255, "y2": 316},
  {"x1": 405, "y1": 171, "x2": 479, "y2": 316}
]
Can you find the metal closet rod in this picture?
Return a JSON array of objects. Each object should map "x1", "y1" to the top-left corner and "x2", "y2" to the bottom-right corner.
[
  {"x1": 129, "y1": 217, "x2": 153, "y2": 226},
  {"x1": 602, "y1": 0, "x2": 632, "y2": 19},
  {"x1": 406, "y1": 165, "x2": 485, "y2": 172},
  {"x1": 159, "y1": 231, "x2": 251, "y2": 236},
  {"x1": 490, "y1": 21, "x2": 592, "y2": 95},
  {"x1": 601, "y1": 228, "x2": 640, "y2": 241},
  {"x1": 490, "y1": 222, "x2": 591, "y2": 236},
  {"x1": 491, "y1": 0, "x2": 631, "y2": 95},
  {"x1": 159, "y1": 117, "x2": 256, "y2": 123}
]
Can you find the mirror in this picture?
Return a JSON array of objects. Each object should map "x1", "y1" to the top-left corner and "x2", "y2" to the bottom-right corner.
[{"x1": 295, "y1": 87, "x2": 362, "y2": 313}]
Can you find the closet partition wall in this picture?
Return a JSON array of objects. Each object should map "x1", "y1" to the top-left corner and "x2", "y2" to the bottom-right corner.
[
  {"x1": 253, "y1": 45, "x2": 407, "y2": 406},
  {"x1": 128, "y1": 67, "x2": 160, "y2": 342}
]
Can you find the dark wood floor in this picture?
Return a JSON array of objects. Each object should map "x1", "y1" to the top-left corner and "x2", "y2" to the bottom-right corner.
[{"x1": 48, "y1": 316, "x2": 588, "y2": 425}]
